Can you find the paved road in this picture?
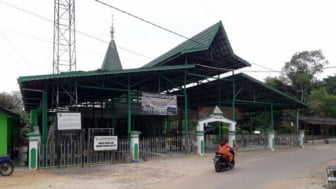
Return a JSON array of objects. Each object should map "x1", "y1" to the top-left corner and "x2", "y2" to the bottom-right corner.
[{"x1": 148, "y1": 144, "x2": 336, "y2": 189}]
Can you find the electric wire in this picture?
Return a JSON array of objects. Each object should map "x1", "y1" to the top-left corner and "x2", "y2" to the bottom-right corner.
[
  {"x1": 94, "y1": 0, "x2": 205, "y2": 46},
  {"x1": 0, "y1": 0, "x2": 151, "y2": 60},
  {"x1": 1, "y1": 1, "x2": 333, "y2": 74},
  {"x1": 0, "y1": 31, "x2": 33, "y2": 70},
  {"x1": 93, "y1": 0, "x2": 282, "y2": 73}
]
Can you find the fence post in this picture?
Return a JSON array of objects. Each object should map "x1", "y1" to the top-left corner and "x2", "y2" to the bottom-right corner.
[
  {"x1": 268, "y1": 130, "x2": 275, "y2": 151},
  {"x1": 299, "y1": 130, "x2": 305, "y2": 148},
  {"x1": 130, "y1": 131, "x2": 141, "y2": 161},
  {"x1": 26, "y1": 132, "x2": 41, "y2": 170}
]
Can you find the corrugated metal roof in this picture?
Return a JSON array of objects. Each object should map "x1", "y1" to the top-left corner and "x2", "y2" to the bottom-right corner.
[
  {"x1": 142, "y1": 21, "x2": 241, "y2": 68},
  {"x1": 18, "y1": 64, "x2": 195, "y2": 83},
  {"x1": 185, "y1": 73, "x2": 307, "y2": 111},
  {"x1": 300, "y1": 116, "x2": 336, "y2": 126}
]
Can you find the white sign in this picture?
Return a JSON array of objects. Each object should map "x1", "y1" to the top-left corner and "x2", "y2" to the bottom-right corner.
[
  {"x1": 57, "y1": 112, "x2": 81, "y2": 130},
  {"x1": 94, "y1": 136, "x2": 118, "y2": 151}
]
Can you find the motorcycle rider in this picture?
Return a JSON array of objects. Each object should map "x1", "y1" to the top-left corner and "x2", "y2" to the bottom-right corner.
[{"x1": 218, "y1": 139, "x2": 234, "y2": 164}]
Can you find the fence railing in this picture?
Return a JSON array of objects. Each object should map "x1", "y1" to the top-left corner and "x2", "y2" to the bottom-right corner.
[
  {"x1": 139, "y1": 135, "x2": 196, "y2": 160},
  {"x1": 274, "y1": 134, "x2": 300, "y2": 148},
  {"x1": 39, "y1": 132, "x2": 300, "y2": 168},
  {"x1": 235, "y1": 134, "x2": 300, "y2": 151},
  {"x1": 39, "y1": 133, "x2": 196, "y2": 168}
]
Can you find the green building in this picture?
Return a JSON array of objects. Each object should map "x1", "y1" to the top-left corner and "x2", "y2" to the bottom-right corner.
[{"x1": 0, "y1": 106, "x2": 20, "y2": 156}]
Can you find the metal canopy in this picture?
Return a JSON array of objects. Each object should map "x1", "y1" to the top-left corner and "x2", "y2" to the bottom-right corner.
[
  {"x1": 185, "y1": 73, "x2": 307, "y2": 111},
  {"x1": 18, "y1": 21, "x2": 252, "y2": 111},
  {"x1": 18, "y1": 21, "x2": 305, "y2": 113},
  {"x1": 18, "y1": 64, "x2": 195, "y2": 111}
]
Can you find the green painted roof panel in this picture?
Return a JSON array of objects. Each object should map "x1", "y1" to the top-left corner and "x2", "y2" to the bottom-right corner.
[
  {"x1": 18, "y1": 64, "x2": 196, "y2": 83},
  {"x1": 101, "y1": 40, "x2": 123, "y2": 71},
  {"x1": 143, "y1": 21, "x2": 221, "y2": 68}
]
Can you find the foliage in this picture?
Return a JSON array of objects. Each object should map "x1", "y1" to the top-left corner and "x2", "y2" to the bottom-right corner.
[
  {"x1": 264, "y1": 76, "x2": 296, "y2": 97},
  {"x1": 322, "y1": 75, "x2": 336, "y2": 95},
  {"x1": 0, "y1": 91, "x2": 29, "y2": 125},
  {"x1": 306, "y1": 87, "x2": 336, "y2": 117},
  {"x1": 0, "y1": 91, "x2": 22, "y2": 112},
  {"x1": 281, "y1": 50, "x2": 328, "y2": 101}
]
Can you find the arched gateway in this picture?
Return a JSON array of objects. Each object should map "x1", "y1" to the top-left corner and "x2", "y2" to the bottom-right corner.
[{"x1": 197, "y1": 106, "x2": 236, "y2": 155}]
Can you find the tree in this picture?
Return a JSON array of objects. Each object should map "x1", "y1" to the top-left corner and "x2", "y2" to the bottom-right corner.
[
  {"x1": 265, "y1": 76, "x2": 296, "y2": 97},
  {"x1": 323, "y1": 75, "x2": 336, "y2": 95},
  {"x1": 0, "y1": 91, "x2": 28, "y2": 124},
  {"x1": 306, "y1": 87, "x2": 336, "y2": 117},
  {"x1": 281, "y1": 50, "x2": 328, "y2": 101}
]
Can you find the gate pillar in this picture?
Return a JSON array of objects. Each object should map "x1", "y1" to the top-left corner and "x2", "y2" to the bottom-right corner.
[
  {"x1": 130, "y1": 131, "x2": 141, "y2": 161},
  {"x1": 26, "y1": 132, "x2": 40, "y2": 170},
  {"x1": 228, "y1": 122, "x2": 236, "y2": 147},
  {"x1": 299, "y1": 130, "x2": 305, "y2": 148},
  {"x1": 196, "y1": 122, "x2": 205, "y2": 156},
  {"x1": 268, "y1": 130, "x2": 275, "y2": 151}
]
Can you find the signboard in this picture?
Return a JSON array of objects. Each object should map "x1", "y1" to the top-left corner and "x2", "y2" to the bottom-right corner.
[
  {"x1": 141, "y1": 92, "x2": 177, "y2": 115},
  {"x1": 57, "y1": 112, "x2": 81, "y2": 130},
  {"x1": 94, "y1": 136, "x2": 118, "y2": 151}
]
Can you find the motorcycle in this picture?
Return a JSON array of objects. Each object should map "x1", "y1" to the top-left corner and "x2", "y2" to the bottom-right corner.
[
  {"x1": 0, "y1": 155, "x2": 14, "y2": 176},
  {"x1": 213, "y1": 147, "x2": 235, "y2": 172}
]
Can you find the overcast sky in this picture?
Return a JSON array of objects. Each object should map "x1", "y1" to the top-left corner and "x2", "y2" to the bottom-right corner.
[{"x1": 1, "y1": 0, "x2": 335, "y2": 93}]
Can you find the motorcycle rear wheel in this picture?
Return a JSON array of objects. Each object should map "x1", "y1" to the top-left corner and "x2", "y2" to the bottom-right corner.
[
  {"x1": 0, "y1": 163, "x2": 14, "y2": 176},
  {"x1": 215, "y1": 162, "x2": 222, "y2": 172},
  {"x1": 229, "y1": 160, "x2": 235, "y2": 169}
]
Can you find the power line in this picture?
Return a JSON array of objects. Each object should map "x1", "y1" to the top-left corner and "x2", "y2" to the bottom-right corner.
[
  {"x1": 0, "y1": 0, "x2": 150, "y2": 60},
  {"x1": 1, "y1": 28, "x2": 147, "y2": 64},
  {"x1": 93, "y1": 0, "x2": 288, "y2": 74},
  {"x1": 243, "y1": 70, "x2": 281, "y2": 73},
  {"x1": 324, "y1": 66, "x2": 336, "y2": 69},
  {"x1": 0, "y1": 31, "x2": 33, "y2": 70},
  {"x1": 77, "y1": 30, "x2": 150, "y2": 59},
  {"x1": 0, "y1": 0, "x2": 53, "y2": 22},
  {"x1": 247, "y1": 60, "x2": 280, "y2": 73},
  {"x1": 94, "y1": 0, "x2": 205, "y2": 46}
]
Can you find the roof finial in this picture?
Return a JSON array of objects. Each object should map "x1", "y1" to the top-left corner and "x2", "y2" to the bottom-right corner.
[{"x1": 110, "y1": 15, "x2": 115, "y2": 40}]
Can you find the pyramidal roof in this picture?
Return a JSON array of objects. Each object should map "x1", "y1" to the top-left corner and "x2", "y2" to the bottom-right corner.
[
  {"x1": 212, "y1": 105, "x2": 223, "y2": 115},
  {"x1": 101, "y1": 39, "x2": 122, "y2": 71},
  {"x1": 142, "y1": 21, "x2": 250, "y2": 69}
]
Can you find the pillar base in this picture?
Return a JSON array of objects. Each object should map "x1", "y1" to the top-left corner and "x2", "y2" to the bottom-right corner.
[
  {"x1": 197, "y1": 131, "x2": 204, "y2": 156},
  {"x1": 130, "y1": 131, "x2": 141, "y2": 161},
  {"x1": 26, "y1": 132, "x2": 40, "y2": 170},
  {"x1": 299, "y1": 130, "x2": 305, "y2": 148}
]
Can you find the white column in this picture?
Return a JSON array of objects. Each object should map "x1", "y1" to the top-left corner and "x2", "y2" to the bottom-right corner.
[
  {"x1": 228, "y1": 122, "x2": 236, "y2": 146},
  {"x1": 299, "y1": 130, "x2": 305, "y2": 148},
  {"x1": 130, "y1": 131, "x2": 141, "y2": 161},
  {"x1": 268, "y1": 130, "x2": 275, "y2": 151},
  {"x1": 197, "y1": 122, "x2": 205, "y2": 156}
]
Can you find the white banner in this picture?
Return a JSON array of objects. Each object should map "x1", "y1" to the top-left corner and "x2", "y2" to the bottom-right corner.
[
  {"x1": 94, "y1": 136, "x2": 118, "y2": 151},
  {"x1": 141, "y1": 92, "x2": 177, "y2": 115},
  {"x1": 57, "y1": 112, "x2": 81, "y2": 130}
]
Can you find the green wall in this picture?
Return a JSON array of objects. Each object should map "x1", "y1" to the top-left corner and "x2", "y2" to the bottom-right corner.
[
  {"x1": 0, "y1": 112, "x2": 19, "y2": 156},
  {"x1": 0, "y1": 112, "x2": 8, "y2": 155}
]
